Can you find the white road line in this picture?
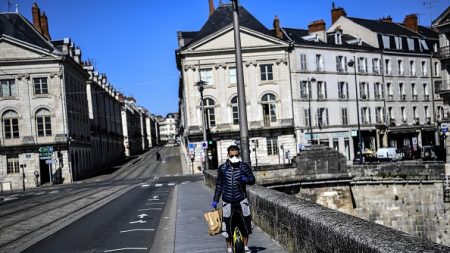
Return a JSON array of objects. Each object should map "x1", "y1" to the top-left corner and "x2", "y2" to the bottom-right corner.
[
  {"x1": 129, "y1": 220, "x2": 147, "y2": 224},
  {"x1": 120, "y1": 229, "x2": 154, "y2": 233},
  {"x1": 148, "y1": 199, "x2": 160, "y2": 201},
  {"x1": 181, "y1": 181, "x2": 188, "y2": 184},
  {"x1": 167, "y1": 182, "x2": 176, "y2": 186},
  {"x1": 154, "y1": 184, "x2": 163, "y2": 187},
  {"x1": 104, "y1": 248, "x2": 148, "y2": 252},
  {"x1": 152, "y1": 193, "x2": 168, "y2": 195},
  {"x1": 140, "y1": 184, "x2": 150, "y2": 187},
  {"x1": 145, "y1": 202, "x2": 165, "y2": 205},
  {"x1": 3, "y1": 196, "x2": 18, "y2": 201},
  {"x1": 137, "y1": 208, "x2": 163, "y2": 211}
]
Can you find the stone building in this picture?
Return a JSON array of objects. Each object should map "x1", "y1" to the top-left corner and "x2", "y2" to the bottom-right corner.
[
  {"x1": 176, "y1": 2, "x2": 445, "y2": 167},
  {"x1": 177, "y1": 3, "x2": 296, "y2": 170},
  {"x1": 0, "y1": 4, "x2": 91, "y2": 188},
  {"x1": 119, "y1": 96, "x2": 145, "y2": 156},
  {"x1": 158, "y1": 113, "x2": 178, "y2": 144},
  {"x1": 145, "y1": 112, "x2": 160, "y2": 148}
]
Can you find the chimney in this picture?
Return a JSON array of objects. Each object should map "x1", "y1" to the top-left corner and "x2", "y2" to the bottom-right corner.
[
  {"x1": 403, "y1": 14, "x2": 418, "y2": 32},
  {"x1": 273, "y1": 16, "x2": 283, "y2": 39},
  {"x1": 209, "y1": 0, "x2": 215, "y2": 17},
  {"x1": 308, "y1": 20, "x2": 326, "y2": 33},
  {"x1": 40, "y1": 12, "x2": 51, "y2": 40},
  {"x1": 331, "y1": 4, "x2": 347, "y2": 24},
  {"x1": 31, "y1": 3, "x2": 42, "y2": 34},
  {"x1": 380, "y1": 16, "x2": 392, "y2": 23}
]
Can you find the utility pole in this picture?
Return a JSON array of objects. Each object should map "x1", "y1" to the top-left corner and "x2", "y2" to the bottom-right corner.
[
  {"x1": 348, "y1": 56, "x2": 363, "y2": 163},
  {"x1": 231, "y1": 0, "x2": 251, "y2": 165}
]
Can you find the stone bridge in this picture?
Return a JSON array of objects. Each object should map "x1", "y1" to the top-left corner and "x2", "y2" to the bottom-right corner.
[{"x1": 204, "y1": 146, "x2": 450, "y2": 252}]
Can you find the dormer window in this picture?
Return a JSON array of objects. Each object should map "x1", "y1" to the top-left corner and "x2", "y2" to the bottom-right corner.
[
  {"x1": 395, "y1": 37, "x2": 402, "y2": 50},
  {"x1": 407, "y1": 38, "x2": 415, "y2": 51},
  {"x1": 419, "y1": 39, "x2": 429, "y2": 51},
  {"x1": 382, "y1": 35, "x2": 390, "y2": 49},
  {"x1": 335, "y1": 32, "x2": 342, "y2": 45}
]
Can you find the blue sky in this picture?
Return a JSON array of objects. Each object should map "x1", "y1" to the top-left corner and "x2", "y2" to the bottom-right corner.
[{"x1": 1, "y1": 0, "x2": 448, "y2": 116}]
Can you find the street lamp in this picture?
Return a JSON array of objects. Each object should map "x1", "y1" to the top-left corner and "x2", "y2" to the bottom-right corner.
[
  {"x1": 195, "y1": 80, "x2": 210, "y2": 170},
  {"x1": 348, "y1": 56, "x2": 363, "y2": 163},
  {"x1": 307, "y1": 77, "x2": 316, "y2": 145},
  {"x1": 231, "y1": 0, "x2": 251, "y2": 165}
]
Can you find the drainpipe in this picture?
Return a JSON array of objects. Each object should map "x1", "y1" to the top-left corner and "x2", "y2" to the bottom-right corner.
[
  {"x1": 429, "y1": 53, "x2": 439, "y2": 146},
  {"x1": 59, "y1": 62, "x2": 73, "y2": 183}
]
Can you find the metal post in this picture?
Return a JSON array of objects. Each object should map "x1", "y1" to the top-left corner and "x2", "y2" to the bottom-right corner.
[
  {"x1": 308, "y1": 77, "x2": 316, "y2": 144},
  {"x1": 231, "y1": 0, "x2": 251, "y2": 165},
  {"x1": 48, "y1": 163, "x2": 52, "y2": 185},
  {"x1": 349, "y1": 56, "x2": 363, "y2": 163},
  {"x1": 196, "y1": 81, "x2": 209, "y2": 170},
  {"x1": 20, "y1": 164, "x2": 26, "y2": 191}
]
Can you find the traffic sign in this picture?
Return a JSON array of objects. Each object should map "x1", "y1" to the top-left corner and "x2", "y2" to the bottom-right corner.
[
  {"x1": 188, "y1": 143, "x2": 196, "y2": 149},
  {"x1": 40, "y1": 156, "x2": 52, "y2": 160},
  {"x1": 39, "y1": 146, "x2": 53, "y2": 153},
  {"x1": 45, "y1": 159, "x2": 56, "y2": 164},
  {"x1": 201, "y1": 141, "x2": 208, "y2": 149}
]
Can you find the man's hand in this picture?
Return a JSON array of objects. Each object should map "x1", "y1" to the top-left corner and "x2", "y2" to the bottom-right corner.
[
  {"x1": 211, "y1": 201, "x2": 218, "y2": 209},
  {"x1": 237, "y1": 175, "x2": 248, "y2": 184}
]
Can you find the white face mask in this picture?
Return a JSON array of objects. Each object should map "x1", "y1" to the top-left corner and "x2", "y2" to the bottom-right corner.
[{"x1": 229, "y1": 156, "x2": 241, "y2": 164}]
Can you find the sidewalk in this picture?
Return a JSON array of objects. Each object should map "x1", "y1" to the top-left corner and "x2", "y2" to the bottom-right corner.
[{"x1": 174, "y1": 181, "x2": 287, "y2": 253}]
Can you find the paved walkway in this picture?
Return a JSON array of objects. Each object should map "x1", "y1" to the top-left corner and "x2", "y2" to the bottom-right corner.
[{"x1": 174, "y1": 181, "x2": 287, "y2": 253}]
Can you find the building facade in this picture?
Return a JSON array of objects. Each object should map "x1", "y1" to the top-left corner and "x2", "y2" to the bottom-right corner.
[
  {"x1": 158, "y1": 113, "x2": 179, "y2": 144},
  {"x1": 176, "y1": 2, "x2": 445, "y2": 168}
]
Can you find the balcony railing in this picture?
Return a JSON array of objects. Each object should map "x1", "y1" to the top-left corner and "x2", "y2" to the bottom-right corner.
[{"x1": 437, "y1": 46, "x2": 450, "y2": 59}]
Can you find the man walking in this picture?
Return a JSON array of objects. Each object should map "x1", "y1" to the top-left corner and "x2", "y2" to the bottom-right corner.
[{"x1": 212, "y1": 145, "x2": 255, "y2": 253}]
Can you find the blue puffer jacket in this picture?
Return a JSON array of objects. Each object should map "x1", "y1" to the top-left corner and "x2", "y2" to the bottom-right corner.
[{"x1": 213, "y1": 160, "x2": 255, "y2": 203}]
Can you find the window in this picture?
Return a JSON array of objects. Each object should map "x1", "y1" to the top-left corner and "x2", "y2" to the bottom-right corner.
[
  {"x1": 401, "y1": 107, "x2": 407, "y2": 123},
  {"x1": 413, "y1": 106, "x2": 418, "y2": 121},
  {"x1": 434, "y1": 62, "x2": 440, "y2": 76},
  {"x1": 267, "y1": 137, "x2": 278, "y2": 155},
  {"x1": 358, "y1": 57, "x2": 368, "y2": 73},
  {"x1": 300, "y1": 54, "x2": 307, "y2": 71},
  {"x1": 407, "y1": 38, "x2": 415, "y2": 51},
  {"x1": 419, "y1": 39, "x2": 429, "y2": 51},
  {"x1": 359, "y1": 82, "x2": 369, "y2": 99},
  {"x1": 260, "y1": 64, "x2": 273, "y2": 81},
  {"x1": 336, "y1": 56, "x2": 347, "y2": 72},
  {"x1": 315, "y1": 54, "x2": 324, "y2": 72},
  {"x1": 374, "y1": 82, "x2": 384, "y2": 99},
  {"x1": 335, "y1": 32, "x2": 342, "y2": 45},
  {"x1": 388, "y1": 107, "x2": 394, "y2": 120},
  {"x1": 33, "y1": 77, "x2": 48, "y2": 95},
  {"x1": 1, "y1": 79, "x2": 17, "y2": 97},
  {"x1": 424, "y1": 106, "x2": 430, "y2": 122},
  {"x1": 317, "y1": 108, "x2": 328, "y2": 128},
  {"x1": 36, "y1": 109, "x2": 52, "y2": 137},
  {"x1": 361, "y1": 107, "x2": 371, "y2": 124},
  {"x1": 304, "y1": 108, "x2": 310, "y2": 127},
  {"x1": 317, "y1": 81, "x2": 327, "y2": 100},
  {"x1": 387, "y1": 82, "x2": 393, "y2": 100},
  {"x1": 410, "y1": 60, "x2": 416, "y2": 76},
  {"x1": 382, "y1": 35, "x2": 390, "y2": 49},
  {"x1": 397, "y1": 60, "x2": 404, "y2": 75},
  {"x1": 437, "y1": 106, "x2": 444, "y2": 120},
  {"x1": 372, "y1": 58, "x2": 381, "y2": 74},
  {"x1": 229, "y1": 67, "x2": 236, "y2": 84},
  {"x1": 375, "y1": 107, "x2": 383, "y2": 123},
  {"x1": 231, "y1": 96, "x2": 239, "y2": 125},
  {"x1": 200, "y1": 68, "x2": 213, "y2": 85},
  {"x1": 411, "y1": 83, "x2": 417, "y2": 100},
  {"x1": 6, "y1": 155, "x2": 19, "y2": 174},
  {"x1": 261, "y1": 94, "x2": 277, "y2": 127},
  {"x1": 399, "y1": 83, "x2": 405, "y2": 100},
  {"x1": 300, "y1": 81, "x2": 310, "y2": 99},
  {"x1": 423, "y1": 83, "x2": 429, "y2": 100},
  {"x1": 333, "y1": 139, "x2": 339, "y2": 151},
  {"x1": 341, "y1": 108, "x2": 348, "y2": 125},
  {"x1": 395, "y1": 37, "x2": 402, "y2": 50},
  {"x1": 202, "y1": 98, "x2": 216, "y2": 128},
  {"x1": 385, "y1": 59, "x2": 392, "y2": 75},
  {"x1": 338, "y1": 82, "x2": 348, "y2": 99},
  {"x1": 421, "y1": 61, "x2": 427, "y2": 76},
  {"x1": 2, "y1": 110, "x2": 19, "y2": 139},
  {"x1": 344, "y1": 139, "x2": 350, "y2": 160}
]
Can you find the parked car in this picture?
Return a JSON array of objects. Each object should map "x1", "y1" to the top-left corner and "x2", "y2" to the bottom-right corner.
[
  {"x1": 353, "y1": 153, "x2": 378, "y2": 164},
  {"x1": 421, "y1": 145, "x2": 436, "y2": 160},
  {"x1": 376, "y1": 147, "x2": 403, "y2": 161}
]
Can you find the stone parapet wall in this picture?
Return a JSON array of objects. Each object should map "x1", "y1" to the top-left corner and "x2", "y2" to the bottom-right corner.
[
  {"x1": 349, "y1": 162, "x2": 445, "y2": 180},
  {"x1": 203, "y1": 170, "x2": 450, "y2": 252}
]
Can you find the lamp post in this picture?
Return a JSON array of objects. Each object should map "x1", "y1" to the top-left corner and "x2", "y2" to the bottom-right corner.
[
  {"x1": 196, "y1": 80, "x2": 210, "y2": 170},
  {"x1": 348, "y1": 56, "x2": 363, "y2": 163},
  {"x1": 307, "y1": 77, "x2": 316, "y2": 145},
  {"x1": 231, "y1": 0, "x2": 251, "y2": 165}
]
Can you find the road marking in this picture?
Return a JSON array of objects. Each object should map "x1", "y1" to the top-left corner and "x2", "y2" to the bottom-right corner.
[
  {"x1": 3, "y1": 195, "x2": 18, "y2": 201},
  {"x1": 104, "y1": 248, "x2": 148, "y2": 252},
  {"x1": 152, "y1": 193, "x2": 168, "y2": 195},
  {"x1": 138, "y1": 208, "x2": 162, "y2": 211},
  {"x1": 181, "y1": 181, "x2": 189, "y2": 184},
  {"x1": 145, "y1": 202, "x2": 165, "y2": 205},
  {"x1": 120, "y1": 229, "x2": 155, "y2": 233},
  {"x1": 167, "y1": 182, "x2": 176, "y2": 186},
  {"x1": 129, "y1": 220, "x2": 147, "y2": 224},
  {"x1": 154, "y1": 184, "x2": 163, "y2": 187},
  {"x1": 34, "y1": 192, "x2": 46, "y2": 196},
  {"x1": 141, "y1": 184, "x2": 150, "y2": 187},
  {"x1": 49, "y1": 190, "x2": 60, "y2": 194},
  {"x1": 137, "y1": 214, "x2": 148, "y2": 219}
]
